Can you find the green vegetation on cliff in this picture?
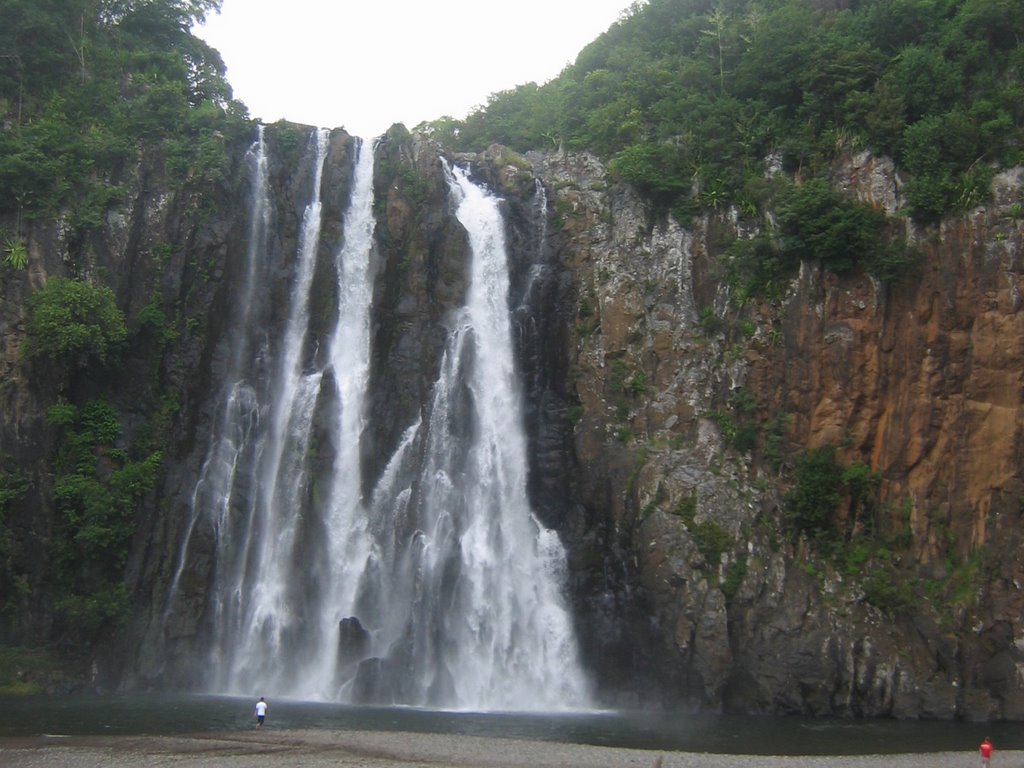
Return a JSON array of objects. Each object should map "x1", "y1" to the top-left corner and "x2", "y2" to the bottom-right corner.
[
  {"x1": 433, "y1": 0, "x2": 1023, "y2": 224},
  {"x1": 0, "y1": 0, "x2": 249, "y2": 227},
  {"x1": 47, "y1": 401, "x2": 161, "y2": 645},
  {"x1": 24, "y1": 277, "x2": 127, "y2": 376},
  {"x1": 0, "y1": 470, "x2": 30, "y2": 618}
]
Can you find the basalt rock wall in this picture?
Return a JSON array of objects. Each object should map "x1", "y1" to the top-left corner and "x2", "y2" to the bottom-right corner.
[
  {"x1": 3, "y1": 120, "x2": 1023, "y2": 718},
  {"x1": 525, "y1": 146, "x2": 1024, "y2": 719}
]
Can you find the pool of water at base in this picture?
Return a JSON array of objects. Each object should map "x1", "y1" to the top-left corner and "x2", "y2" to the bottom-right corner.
[{"x1": 2, "y1": 693, "x2": 1020, "y2": 756}]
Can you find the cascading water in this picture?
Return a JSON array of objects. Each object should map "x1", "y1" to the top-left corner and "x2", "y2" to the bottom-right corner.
[
  {"x1": 218, "y1": 125, "x2": 332, "y2": 692},
  {"x1": 288, "y1": 135, "x2": 378, "y2": 695},
  {"x1": 440, "y1": 163, "x2": 588, "y2": 709},
  {"x1": 168, "y1": 131, "x2": 590, "y2": 710},
  {"x1": 341, "y1": 162, "x2": 591, "y2": 709}
]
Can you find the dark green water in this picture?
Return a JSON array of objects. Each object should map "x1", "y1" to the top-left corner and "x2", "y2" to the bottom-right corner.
[{"x1": 2, "y1": 693, "x2": 1019, "y2": 755}]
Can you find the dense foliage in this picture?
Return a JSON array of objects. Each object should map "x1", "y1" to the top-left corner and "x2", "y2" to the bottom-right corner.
[
  {"x1": 0, "y1": 469, "x2": 30, "y2": 621},
  {"x1": 722, "y1": 177, "x2": 917, "y2": 296},
  {"x1": 0, "y1": 0, "x2": 249, "y2": 227},
  {"x1": 47, "y1": 401, "x2": 161, "y2": 645},
  {"x1": 432, "y1": 0, "x2": 1024, "y2": 224},
  {"x1": 784, "y1": 445, "x2": 845, "y2": 537},
  {"x1": 23, "y1": 277, "x2": 128, "y2": 375}
]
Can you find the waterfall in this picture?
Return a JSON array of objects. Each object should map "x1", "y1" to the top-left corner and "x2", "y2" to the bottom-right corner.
[
  {"x1": 435, "y1": 163, "x2": 589, "y2": 709},
  {"x1": 337, "y1": 162, "x2": 590, "y2": 709},
  {"x1": 164, "y1": 125, "x2": 271, "y2": 623},
  {"x1": 171, "y1": 134, "x2": 590, "y2": 711},
  {"x1": 165, "y1": 127, "x2": 333, "y2": 693},
  {"x1": 217, "y1": 126, "x2": 332, "y2": 693},
  {"x1": 291, "y1": 137, "x2": 378, "y2": 695}
]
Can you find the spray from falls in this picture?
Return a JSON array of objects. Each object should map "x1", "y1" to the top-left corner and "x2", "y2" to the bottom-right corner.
[{"x1": 168, "y1": 135, "x2": 590, "y2": 710}]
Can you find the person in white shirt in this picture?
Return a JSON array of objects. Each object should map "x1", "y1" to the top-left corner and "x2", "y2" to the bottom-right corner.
[{"x1": 254, "y1": 697, "x2": 268, "y2": 728}]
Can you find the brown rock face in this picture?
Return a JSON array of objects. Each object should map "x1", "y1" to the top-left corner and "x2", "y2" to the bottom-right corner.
[
  {"x1": 741, "y1": 170, "x2": 1024, "y2": 719},
  {"x1": 532, "y1": 146, "x2": 1024, "y2": 718},
  {"x1": 761, "y1": 212, "x2": 1024, "y2": 563}
]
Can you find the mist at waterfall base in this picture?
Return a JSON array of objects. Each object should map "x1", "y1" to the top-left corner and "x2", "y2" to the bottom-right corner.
[{"x1": 5, "y1": 693, "x2": 1022, "y2": 755}]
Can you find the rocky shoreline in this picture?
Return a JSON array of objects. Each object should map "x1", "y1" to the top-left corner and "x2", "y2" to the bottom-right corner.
[{"x1": 0, "y1": 729, "x2": 1006, "y2": 768}]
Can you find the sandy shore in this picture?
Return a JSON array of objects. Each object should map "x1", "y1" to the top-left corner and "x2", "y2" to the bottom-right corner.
[{"x1": 0, "y1": 729, "x2": 1008, "y2": 768}]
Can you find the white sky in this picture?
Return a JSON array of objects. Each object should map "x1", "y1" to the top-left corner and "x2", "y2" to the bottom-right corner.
[{"x1": 196, "y1": 0, "x2": 636, "y2": 138}]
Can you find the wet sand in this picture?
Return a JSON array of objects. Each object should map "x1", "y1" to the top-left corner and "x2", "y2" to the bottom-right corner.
[{"x1": 0, "y1": 728, "x2": 1006, "y2": 768}]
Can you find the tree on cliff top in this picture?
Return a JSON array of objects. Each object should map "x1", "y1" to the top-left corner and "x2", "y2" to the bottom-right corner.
[
  {"x1": 0, "y1": 0, "x2": 246, "y2": 219},
  {"x1": 435, "y1": 0, "x2": 1024, "y2": 223}
]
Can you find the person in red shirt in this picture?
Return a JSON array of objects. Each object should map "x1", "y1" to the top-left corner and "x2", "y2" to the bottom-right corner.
[{"x1": 980, "y1": 737, "x2": 994, "y2": 768}]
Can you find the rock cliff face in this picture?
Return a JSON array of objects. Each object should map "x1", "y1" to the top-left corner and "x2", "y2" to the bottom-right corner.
[
  {"x1": 2, "y1": 123, "x2": 1022, "y2": 718},
  {"x1": 0, "y1": 129, "x2": 256, "y2": 647},
  {"x1": 525, "y1": 146, "x2": 1024, "y2": 719}
]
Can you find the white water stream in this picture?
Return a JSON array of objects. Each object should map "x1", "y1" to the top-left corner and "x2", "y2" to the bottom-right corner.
[{"x1": 165, "y1": 136, "x2": 589, "y2": 710}]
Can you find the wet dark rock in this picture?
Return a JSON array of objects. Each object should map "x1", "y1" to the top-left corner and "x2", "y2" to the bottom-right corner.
[{"x1": 336, "y1": 616, "x2": 370, "y2": 672}]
